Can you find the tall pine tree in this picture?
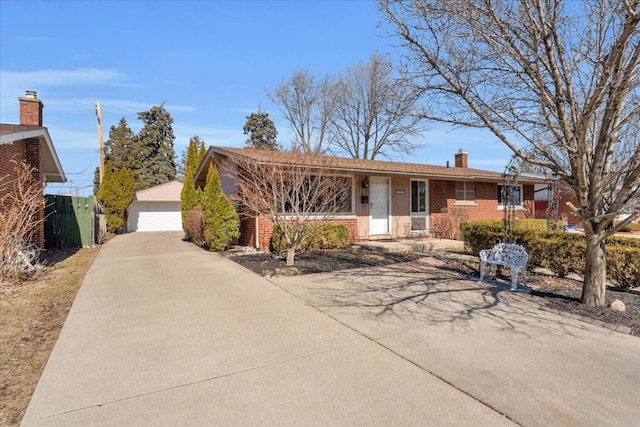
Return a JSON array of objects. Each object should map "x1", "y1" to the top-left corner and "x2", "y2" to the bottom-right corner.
[
  {"x1": 243, "y1": 110, "x2": 278, "y2": 150},
  {"x1": 180, "y1": 136, "x2": 207, "y2": 234},
  {"x1": 94, "y1": 118, "x2": 138, "y2": 195},
  {"x1": 136, "y1": 104, "x2": 177, "y2": 190}
]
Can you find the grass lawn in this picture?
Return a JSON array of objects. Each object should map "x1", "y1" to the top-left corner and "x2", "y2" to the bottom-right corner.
[{"x1": 0, "y1": 247, "x2": 99, "y2": 427}]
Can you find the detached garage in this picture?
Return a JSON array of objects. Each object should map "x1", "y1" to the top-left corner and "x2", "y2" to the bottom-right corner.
[{"x1": 127, "y1": 181, "x2": 183, "y2": 232}]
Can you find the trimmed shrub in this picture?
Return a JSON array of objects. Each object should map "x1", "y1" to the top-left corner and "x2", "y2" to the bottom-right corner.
[
  {"x1": 607, "y1": 235, "x2": 640, "y2": 248},
  {"x1": 606, "y1": 245, "x2": 640, "y2": 290},
  {"x1": 186, "y1": 206, "x2": 205, "y2": 246},
  {"x1": 616, "y1": 222, "x2": 640, "y2": 232},
  {"x1": 97, "y1": 164, "x2": 135, "y2": 233},
  {"x1": 515, "y1": 219, "x2": 548, "y2": 232},
  {"x1": 201, "y1": 165, "x2": 240, "y2": 251},
  {"x1": 462, "y1": 220, "x2": 640, "y2": 281},
  {"x1": 460, "y1": 221, "x2": 503, "y2": 255},
  {"x1": 272, "y1": 223, "x2": 349, "y2": 254}
]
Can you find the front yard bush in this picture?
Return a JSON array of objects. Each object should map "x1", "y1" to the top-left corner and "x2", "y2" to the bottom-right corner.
[
  {"x1": 616, "y1": 222, "x2": 640, "y2": 232},
  {"x1": 462, "y1": 219, "x2": 639, "y2": 283},
  {"x1": 607, "y1": 245, "x2": 640, "y2": 290},
  {"x1": 460, "y1": 220, "x2": 540, "y2": 255},
  {"x1": 272, "y1": 223, "x2": 349, "y2": 254},
  {"x1": 515, "y1": 219, "x2": 548, "y2": 232},
  {"x1": 186, "y1": 206, "x2": 205, "y2": 246}
]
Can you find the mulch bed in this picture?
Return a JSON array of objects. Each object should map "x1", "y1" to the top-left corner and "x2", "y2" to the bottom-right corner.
[{"x1": 225, "y1": 248, "x2": 640, "y2": 337}]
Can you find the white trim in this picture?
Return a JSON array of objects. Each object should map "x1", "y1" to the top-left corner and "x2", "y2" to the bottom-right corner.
[
  {"x1": 0, "y1": 127, "x2": 66, "y2": 183},
  {"x1": 454, "y1": 201, "x2": 478, "y2": 206},
  {"x1": 410, "y1": 179, "x2": 428, "y2": 214},
  {"x1": 255, "y1": 216, "x2": 260, "y2": 249},
  {"x1": 497, "y1": 205, "x2": 527, "y2": 211}
]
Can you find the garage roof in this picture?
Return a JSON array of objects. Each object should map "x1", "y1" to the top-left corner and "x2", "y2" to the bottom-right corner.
[{"x1": 134, "y1": 181, "x2": 183, "y2": 201}]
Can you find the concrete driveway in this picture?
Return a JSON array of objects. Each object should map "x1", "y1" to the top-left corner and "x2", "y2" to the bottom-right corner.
[
  {"x1": 271, "y1": 256, "x2": 640, "y2": 427},
  {"x1": 23, "y1": 233, "x2": 640, "y2": 426},
  {"x1": 22, "y1": 232, "x2": 513, "y2": 426}
]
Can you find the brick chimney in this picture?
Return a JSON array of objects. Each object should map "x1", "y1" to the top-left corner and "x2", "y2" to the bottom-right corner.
[
  {"x1": 19, "y1": 90, "x2": 44, "y2": 127},
  {"x1": 454, "y1": 149, "x2": 468, "y2": 168}
]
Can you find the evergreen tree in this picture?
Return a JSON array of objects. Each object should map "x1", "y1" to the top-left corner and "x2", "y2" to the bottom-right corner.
[
  {"x1": 201, "y1": 165, "x2": 240, "y2": 251},
  {"x1": 104, "y1": 118, "x2": 138, "y2": 170},
  {"x1": 180, "y1": 136, "x2": 207, "y2": 234},
  {"x1": 97, "y1": 162, "x2": 136, "y2": 233},
  {"x1": 243, "y1": 110, "x2": 278, "y2": 150},
  {"x1": 94, "y1": 118, "x2": 137, "y2": 195},
  {"x1": 136, "y1": 104, "x2": 177, "y2": 190}
]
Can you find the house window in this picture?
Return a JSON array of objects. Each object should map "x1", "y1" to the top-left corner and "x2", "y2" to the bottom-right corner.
[
  {"x1": 498, "y1": 185, "x2": 523, "y2": 206},
  {"x1": 284, "y1": 176, "x2": 353, "y2": 214},
  {"x1": 455, "y1": 181, "x2": 475, "y2": 202},
  {"x1": 411, "y1": 180, "x2": 426, "y2": 213}
]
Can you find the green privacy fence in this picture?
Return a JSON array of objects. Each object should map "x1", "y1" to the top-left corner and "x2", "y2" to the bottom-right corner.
[{"x1": 44, "y1": 195, "x2": 103, "y2": 248}]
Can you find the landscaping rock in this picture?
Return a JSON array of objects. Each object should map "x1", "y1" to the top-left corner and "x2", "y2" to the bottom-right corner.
[
  {"x1": 609, "y1": 299, "x2": 626, "y2": 312},
  {"x1": 275, "y1": 266, "x2": 300, "y2": 276}
]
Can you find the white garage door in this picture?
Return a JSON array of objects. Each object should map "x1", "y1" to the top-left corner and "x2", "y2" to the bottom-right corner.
[{"x1": 128, "y1": 201, "x2": 182, "y2": 232}]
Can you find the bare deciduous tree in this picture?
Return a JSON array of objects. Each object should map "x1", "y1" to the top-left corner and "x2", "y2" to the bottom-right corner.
[
  {"x1": 1, "y1": 161, "x2": 45, "y2": 282},
  {"x1": 329, "y1": 53, "x2": 425, "y2": 160},
  {"x1": 231, "y1": 151, "x2": 352, "y2": 266},
  {"x1": 378, "y1": 0, "x2": 640, "y2": 306},
  {"x1": 268, "y1": 56, "x2": 426, "y2": 159},
  {"x1": 267, "y1": 68, "x2": 335, "y2": 154}
]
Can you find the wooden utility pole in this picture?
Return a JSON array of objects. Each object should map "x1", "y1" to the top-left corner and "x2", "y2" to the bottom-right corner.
[{"x1": 96, "y1": 101, "x2": 104, "y2": 184}]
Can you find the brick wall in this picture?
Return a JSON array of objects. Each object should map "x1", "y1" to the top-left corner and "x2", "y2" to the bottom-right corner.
[
  {"x1": 239, "y1": 216, "x2": 256, "y2": 247},
  {"x1": 430, "y1": 180, "x2": 536, "y2": 227}
]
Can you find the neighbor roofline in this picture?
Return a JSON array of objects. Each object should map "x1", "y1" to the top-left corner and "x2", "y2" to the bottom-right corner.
[{"x1": 0, "y1": 126, "x2": 66, "y2": 183}]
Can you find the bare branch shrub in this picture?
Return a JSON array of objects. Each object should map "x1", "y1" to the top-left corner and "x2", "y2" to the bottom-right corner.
[
  {"x1": 1, "y1": 161, "x2": 45, "y2": 282},
  {"x1": 433, "y1": 207, "x2": 468, "y2": 240},
  {"x1": 230, "y1": 151, "x2": 353, "y2": 265},
  {"x1": 186, "y1": 206, "x2": 205, "y2": 246}
]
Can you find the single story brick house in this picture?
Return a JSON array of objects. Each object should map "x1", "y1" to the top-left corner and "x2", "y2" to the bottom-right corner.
[
  {"x1": 194, "y1": 146, "x2": 545, "y2": 250},
  {"x1": 0, "y1": 91, "x2": 66, "y2": 248}
]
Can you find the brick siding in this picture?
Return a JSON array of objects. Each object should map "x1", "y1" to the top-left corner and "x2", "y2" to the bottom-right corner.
[{"x1": 430, "y1": 180, "x2": 536, "y2": 227}]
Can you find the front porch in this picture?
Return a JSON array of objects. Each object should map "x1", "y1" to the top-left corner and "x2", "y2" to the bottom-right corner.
[{"x1": 355, "y1": 238, "x2": 464, "y2": 254}]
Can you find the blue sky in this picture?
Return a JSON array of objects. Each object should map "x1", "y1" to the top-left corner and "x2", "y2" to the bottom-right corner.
[{"x1": 1, "y1": 0, "x2": 514, "y2": 196}]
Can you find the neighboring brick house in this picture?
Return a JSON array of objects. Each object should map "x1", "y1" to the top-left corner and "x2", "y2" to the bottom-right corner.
[
  {"x1": 1, "y1": 91, "x2": 66, "y2": 248},
  {"x1": 194, "y1": 146, "x2": 544, "y2": 250}
]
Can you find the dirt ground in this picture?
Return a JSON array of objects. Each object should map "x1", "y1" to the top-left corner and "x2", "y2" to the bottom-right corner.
[
  {"x1": 226, "y1": 248, "x2": 640, "y2": 337},
  {"x1": 0, "y1": 247, "x2": 99, "y2": 427}
]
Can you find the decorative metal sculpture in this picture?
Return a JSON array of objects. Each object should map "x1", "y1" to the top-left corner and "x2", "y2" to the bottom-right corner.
[
  {"x1": 546, "y1": 174, "x2": 559, "y2": 231},
  {"x1": 502, "y1": 157, "x2": 521, "y2": 244}
]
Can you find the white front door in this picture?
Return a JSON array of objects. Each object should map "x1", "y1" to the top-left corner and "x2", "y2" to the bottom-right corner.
[{"x1": 370, "y1": 177, "x2": 390, "y2": 235}]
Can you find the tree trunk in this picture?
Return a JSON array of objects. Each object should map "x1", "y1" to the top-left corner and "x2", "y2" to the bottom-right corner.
[
  {"x1": 286, "y1": 247, "x2": 296, "y2": 266},
  {"x1": 581, "y1": 232, "x2": 607, "y2": 307}
]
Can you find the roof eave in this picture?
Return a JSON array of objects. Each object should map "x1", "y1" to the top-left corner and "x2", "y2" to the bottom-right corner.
[{"x1": 0, "y1": 128, "x2": 66, "y2": 183}]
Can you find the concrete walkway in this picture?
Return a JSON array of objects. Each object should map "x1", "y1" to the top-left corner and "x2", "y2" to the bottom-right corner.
[{"x1": 23, "y1": 232, "x2": 512, "y2": 426}]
